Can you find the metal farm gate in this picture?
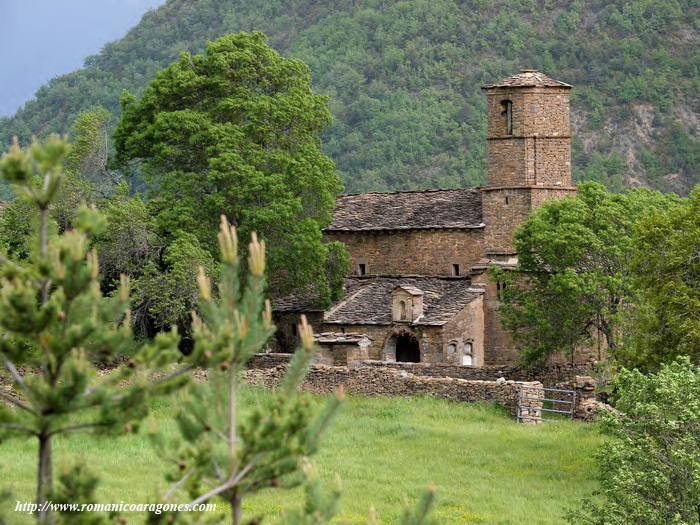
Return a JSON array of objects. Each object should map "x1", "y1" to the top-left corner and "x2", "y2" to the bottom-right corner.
[{"x1": 517, "y1": 385, "x2": 576, "y2": 423}]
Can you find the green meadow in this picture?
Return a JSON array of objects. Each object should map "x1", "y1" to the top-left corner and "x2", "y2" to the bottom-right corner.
[{"x1": 2, "y1": 388, "x2": 604, "y2": 523}]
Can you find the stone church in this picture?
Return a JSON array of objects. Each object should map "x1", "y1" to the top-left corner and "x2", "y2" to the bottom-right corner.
[{"x1": 274, "y1": 70, "x2": 597, "y2": 367}]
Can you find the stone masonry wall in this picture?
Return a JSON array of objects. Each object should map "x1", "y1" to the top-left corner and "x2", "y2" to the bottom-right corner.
[
  {"x1": 247, "y1": 353, "x2": 597, "y2": 387},
  {"x1": 481, "y1": 187, "x2": 577, "y2": 254},
  {"x1": 441, "y1": 294, "x2": 485, "y2": 366},
  {"x1": 318, "y1": 324, "x2": 390, "y2": 360},
  {"x1": 532, "y1": 138, "x2": 571, "y2": 186},
  {"x1": 486, "y1": 88, "x2": 570, "y2": 140},
  {"x1": 481, "y1": 188, "x2": 531, "y2": 255},
  {"x1": 271, "y1": 311, "x2": 324, "y2": 352},
  {"x1": 486, "y1": 139, "x2": 529, "y2": 186},
  {"x1": 487, "y1": 137, "x2": 571, "y2": 187},
  {"x1": 469, "y1": 273, "x2": 517, "y2": 364},
  {"x1": 528, "y1": 187, "x2": 579, "y2": 208},
  {"x1": 315, "y1": 343, "x2": 370, "y2": 367},
  {"x1": 319, "y1": 323, "x2": 449, "y2": 363},
  {"x1": 325, "y1": 228, "x2": 485, "y2": 277},
  {"x1": 247, "y1": 353, "x2": 296, "y2": 368},
  {"x1": 243, "y1": 364, "x2": 543, "y2": 418},
  {"x1": 358, "y1": 360, "x2": 597, "y2": 386},
  {"x1": 486, "y1": 88, "x2": 571, "y2": 188}
]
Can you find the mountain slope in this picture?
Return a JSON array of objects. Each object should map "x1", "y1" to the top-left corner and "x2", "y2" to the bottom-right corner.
[{"x1": 1, "y1": 0, "x2": 698, "y2": 194}]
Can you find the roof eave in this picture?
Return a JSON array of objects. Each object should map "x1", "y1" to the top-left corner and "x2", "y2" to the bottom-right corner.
[
  {"x1": 481, "y1": 83, "x2": 572, "y2": 90},
  {"x1": 324, "y1": 224, "x2": 485, "y2": 233}
]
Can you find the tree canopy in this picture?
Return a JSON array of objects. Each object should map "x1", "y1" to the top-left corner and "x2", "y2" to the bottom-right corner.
[
  {"x1": 568, "y1": 357, "x2": 700, "y2": 524},
  {"x1": 495, "y1": 182, "x2": 681, "y2": 365},
  {"x1": 114, "y1": 32, "x2": 346, "y2": 305},
  {"x1": 621, "y1": 188, "x2": 700, "y2": 369}
]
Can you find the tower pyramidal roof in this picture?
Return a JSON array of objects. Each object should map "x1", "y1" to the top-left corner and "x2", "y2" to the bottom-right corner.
[{"x1": 482, "y1": 69, "x2": 572, "y2": 89}]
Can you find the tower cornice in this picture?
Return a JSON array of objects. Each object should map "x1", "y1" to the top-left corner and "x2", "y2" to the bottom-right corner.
[
  {"x1": 479, "y1": 185, "x2": 577, "y2": 192},
  {"x1": 487, "y1": 135, "x2": 572, "y2": 140}
]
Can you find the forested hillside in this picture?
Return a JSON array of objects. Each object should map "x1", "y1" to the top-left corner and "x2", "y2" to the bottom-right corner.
[{"x1": 1, "y1": 0, "x2": 698, "y2": 194}]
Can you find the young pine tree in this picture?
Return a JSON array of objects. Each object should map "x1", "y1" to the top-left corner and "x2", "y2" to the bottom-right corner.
[
  {"x1": 150, "y1": 217, "x2": 435, "y2": 524},
  {"x1": 150, "y1": 217, "x2": 343, "y2": 524},
  {"x1": 0, "y1": 136, "x2": 209, "y2": 524}
]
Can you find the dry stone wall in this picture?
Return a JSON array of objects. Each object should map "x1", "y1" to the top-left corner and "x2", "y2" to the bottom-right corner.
[
  {"x1": 247, "y1": 353, "x2": 597, "y2": 386},
  {"x1": 243, "y1": 364, "x2": 542, "y2": 418},
  {"x1": 247, "y1": 353, "x2": 295, "y2": 369},
  {"x1": 358, "y1": 359, "x2": 597, "y2": 386}
]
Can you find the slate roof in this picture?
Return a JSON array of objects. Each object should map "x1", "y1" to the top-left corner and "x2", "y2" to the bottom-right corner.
[
  {"x1": 325, "y1": 188, "x2": 484, "y2": 232},
  {"x1": 483, "y1": 70, "x2": 572, "y2": 89},
  {"x1": 324, "y1": 277, "x2": 484, "y2": 326},
  {"x1": 314, "y1": 332, "x2": 372, "y2": 344},
  {"x1": 272, "y1": 286, "x2": 325, "y2": 312},
  {"x1": 395, "y1": 285, "x2": 424, "y2": 296}
]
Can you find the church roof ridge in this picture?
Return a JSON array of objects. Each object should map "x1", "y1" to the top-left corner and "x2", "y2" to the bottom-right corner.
[
  {"x1": 482, "y1": 69, "x2": 572, "y2": 89},
  {"x1": 340, "y1": 187, "x2": 479, "y2": 198}
]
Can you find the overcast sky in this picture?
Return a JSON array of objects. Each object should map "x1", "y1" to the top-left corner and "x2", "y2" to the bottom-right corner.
[{"x1": 0, "y1": 0, "x2": 166, "y2": 117}]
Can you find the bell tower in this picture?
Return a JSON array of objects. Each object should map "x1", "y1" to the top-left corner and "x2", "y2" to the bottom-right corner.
[{"x1": 481, "y1": 69, "x2": 577, "y2": 255}]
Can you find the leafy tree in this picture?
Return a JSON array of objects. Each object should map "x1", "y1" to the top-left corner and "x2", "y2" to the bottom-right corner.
[
  {"x1": 0, "y1": 108, "x2": 113, "y2": 254},
  {"x1": 494, "y1": 182, "x2": 680, "y2": 364},
  {"x1": 133, "y1": 232, "x2": 217, "y2": 340},
  {"x1": 91, "y1": 182, "x2": 162, "y2": 293},
  {"x1": 114, "y1": 32, "x2": 346, "y2": 305},
  {"x1": 54, "y1": 108, "x2": 117, "y2": 233},
  {"x1": 567, "y1": 357, "x2": 700, "y2": 524},
  {"x1": 64, "y1": 107, "x2": 119, "y2": 196},
  {"x1": 620, "y1": 186, "x2": 699, "y2": 369},
  {"x1": 0, "y1": 196, "x2": 33, "y2": 259},
  {"x1": 0, "y1": 136, "x2": 209, "y2": 524}
]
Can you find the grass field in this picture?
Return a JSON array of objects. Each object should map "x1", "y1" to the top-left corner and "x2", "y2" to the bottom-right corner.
[{"x1": 2, "y1": 387, "x2": 604, "y2": 524}]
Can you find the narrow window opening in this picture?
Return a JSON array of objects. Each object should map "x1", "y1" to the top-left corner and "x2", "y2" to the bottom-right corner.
[
  {"x1": 497, "y1": 281, "x2": 507, "y2": 301},
  {"x1": 463, "y1": 342, "x2": 474, "y2": 366},
  {"x1": 501, "y1": 100, "x2": 513, "y2": 135},
  {"x1": 357, "y1": 263, "x2": 366, "y2": 276},
  {"x1": 399, "y1": 300, "x2": 407, "y2": 321},
  {"x1": 291, "y1": 323, "x2": 298, "y2": 336},
  {"x1": 452, "y1": 263, "x2": 460, "y2": 276},
  {"x1": 504, "y1": 196, "x2": 510, "y2": 205}
]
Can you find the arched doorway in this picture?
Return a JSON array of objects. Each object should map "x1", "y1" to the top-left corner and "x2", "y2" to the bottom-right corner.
[{"x1": 395, "y1": 332, "x2": 420, "y2": 362}]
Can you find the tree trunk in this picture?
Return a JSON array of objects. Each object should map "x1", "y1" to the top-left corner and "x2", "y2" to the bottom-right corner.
[
  {"x1": 601, "y1": 324, "x2": 616, "y2": 353},
  {"x1": 37, "y1": 433, "x2": 54, "y2": 524},
  {"x1": 229, "y1": 369, "x2": 241, "y2": 525},
  {"x1": 231, "y1": 493, "x2": 242, "y2": 525}
]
